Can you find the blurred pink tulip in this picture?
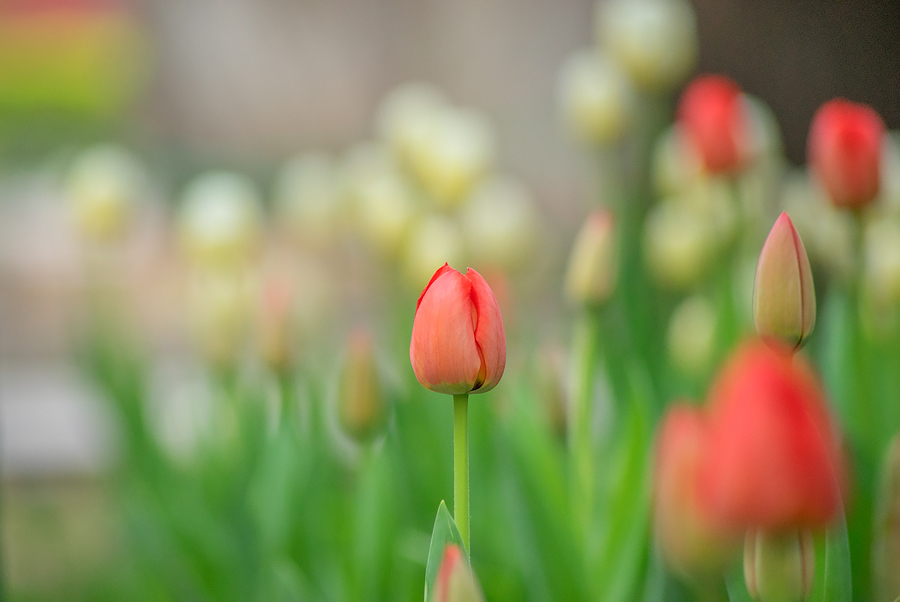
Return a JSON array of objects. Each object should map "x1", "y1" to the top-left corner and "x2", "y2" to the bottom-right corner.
[
  {"x1": 808, "y1": 98, "x2": 884, "y2": 209},
  {"x1": 410, "y1": 263, "x2": 506, "y2": 395},
  {"x1": 677, "y1": 74, "x2": 748, "y2": 174}
]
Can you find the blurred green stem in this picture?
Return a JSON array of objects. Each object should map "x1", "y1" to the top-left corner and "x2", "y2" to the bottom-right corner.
[
  {"x1": 453, "y1": 393, "x2": 470, "y2": 552},
  {"x1": 569, "y1": 308, "x2": 601, "y2": 539}
]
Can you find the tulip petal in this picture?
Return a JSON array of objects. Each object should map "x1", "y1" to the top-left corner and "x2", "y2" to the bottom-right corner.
[
  {"x1": 410, "y1": 266, "x2": 481, "y2": 395},
  {"x1": 466, "y1": 268, "x2": 506, "y2": 393}
]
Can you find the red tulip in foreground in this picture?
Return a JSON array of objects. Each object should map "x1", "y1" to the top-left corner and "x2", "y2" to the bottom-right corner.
[
  {"x1": 411, "y1": 263, "x2": 507, "y2": 553},
  {"x1": 699, "y1": 341, "x2": 845, "y2": 531},
  {"x1": 653, "y1": 403, "x2": 739, "y2": 577},
  {"x1": 411, "y1": 263, "x2": 506, "y2": 395},
  {"x1": 677, "y1": 74, "x2": 748, "y2": 174},
  {"x1": 808, "y1": 98, "x2": 885, "y2": 209},
  {"x1": 753, "y1": 212, "x2": 816, "y2": 352}
]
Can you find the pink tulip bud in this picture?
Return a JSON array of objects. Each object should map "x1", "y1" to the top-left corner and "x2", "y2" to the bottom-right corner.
[
  {"x1": 744, "y1": 530, "x2": 814, "y2": 602},
  {"x1": 753, "y1": 212, "x2": 816, "y2": 351},
  {"x1": 410, "y1": 263, "x2": 506, "y2": 395},
  {"x1": 436, "y1": 544, "x2": 485, "y2": 602},
  {"x1": 564, "y1": 209, "x2": 617, "y2": 306},
  {"x1": 653, "y1": 403, "x2": 740, "y2": 577},
  {"x1": 677, "y1": 75, "x2": 748, "y2": 174},
  {"x1": 338, "y1": 330, "x2": 387, "y2": 443},
  {"x1": 808, "y1": 98, "x2": 885, "y2": 209},
  {"x1": 699, "y1": 341, "x2": 845, "y2": 532}
]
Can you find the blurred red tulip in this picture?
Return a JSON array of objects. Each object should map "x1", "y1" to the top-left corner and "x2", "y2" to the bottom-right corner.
[
  {"x1": 808, "y1": 98, "x2": 884, "y2": 209},
  {"x1": 699, "y1": 341, "x2": 845, "y2": 531},
  {"x1": 436, "y1": 544, "x2": 485, "y2": 602},
  {"x1": 677, "y1": 74, "x2": 748, "y2": 174},
  {"x1": 653, "y1": 403, "x2": 739, "y2": 576},
  {"x1": 410, "y1": 263, "x2": 506, "y2": 395}
]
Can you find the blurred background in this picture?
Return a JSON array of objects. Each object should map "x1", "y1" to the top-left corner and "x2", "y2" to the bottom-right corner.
[{"x1": 1, "y1": 0, "x2": 898, "y2": 599}]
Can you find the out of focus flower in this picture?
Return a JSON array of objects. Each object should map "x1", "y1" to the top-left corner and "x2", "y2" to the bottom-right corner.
[
  {"x1": 652, "y1": 125, "x2": 703, "y2": 197},
  {"x1": 410, "y1": 263, "x2": 506, "y2": 395},
  {"x1": 533, "y1": 343, "x2": 569, "y2": 438},
  {"x1": 257, "y1": 275, "x2": 296, "y2": 374},
  {"x1": 66, "y1": 144, "x2": 143, "y2": 240},
  {"x1": 644, "y1": 200, "x2": 716, "y2": 290},
  {"x1": 274, "y1": 152, "x2": 344, "y2": 249},
  {"x1": 596, "y1": 0, "x2": 698, "y2": 93},
  {"x1": 557, "y1": 49, "x2": 634, "y2": 145},
  {"x1": 808, "y1": 98, "x2": 885, "y2": 209},
  {"x1": 667, "y1": 295, "x2": 717, "y2": 377},
  {"x1": 435, "y1": 544, "x2": 485, "y2": 602},
  {"x1": 188, "y1": 268, "x2": 255, "y2": 369},
  {"x1": 653, "y1": 404, "x2": 739, "y2": 577},
  {"x1": 413, "y1": 107, "x2": 495, "y2": 207},
  {"x1": 461, "y1": 175, "x2": 540, "y2": 273},
  {"x1": 677, "y1": 75, "x2": 749, "y2": 174},
  {"x1": 178, "y1": 171, "x2": 263, "y2": 267},
  {"x1": 753, "y1": 212, "x2": 816, "y2": 351},
  {"x1": 699, "y1": 341, "x2": 845, "y2": 531},
  {"x1": 565, "y1": 209, "x2": 617, "y2": 305},
  {"x1": 376, "y1": 82, "x2": 447, "y2": 172},
  {"x1": 743, "y1": 530, "x2": 814, "y2": 602},
  {"x1": 874, "y1": 435, "x2": 900, "y2": 602},
  {"x1": 337, "y1": 330, "x2": 387, "y2": 443},
  {"x1": 403, "y1": 215, "x2": 466, "y2": 289}
]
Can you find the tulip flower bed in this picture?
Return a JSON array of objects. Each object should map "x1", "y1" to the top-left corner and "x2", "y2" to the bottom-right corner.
[{"x1": 20, "y1": 2, "x2": 900, "y2": 602}]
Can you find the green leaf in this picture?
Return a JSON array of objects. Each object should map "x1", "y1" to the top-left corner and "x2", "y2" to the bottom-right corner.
[
  {"x1": 424, "y1": 500, "x2": 467, "y2": 602},
  {"x1": 822, "y1": 510, "x2": 853, "y2": 602}
]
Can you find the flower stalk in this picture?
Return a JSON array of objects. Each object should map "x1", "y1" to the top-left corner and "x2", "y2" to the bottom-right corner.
[{"x1": 453, "y1": 393, "x2": 470, "y2": 552}]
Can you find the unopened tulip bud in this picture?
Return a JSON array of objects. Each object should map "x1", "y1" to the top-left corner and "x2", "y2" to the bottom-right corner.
[
  {"x1": 652, "y1": 125, "x2": 703, "y2": 197},
  {"x1": 597, "y1": 0, "x2": 698, "y2": 92},
  {"x1": 654, "y1": 404, "x2": 740, "y2": 577},
  {"x1": 410, "y1": 263, "x2": 506, "y2": 395},
  {"x1": 753, "y1": 212, "x2": 816, "y2": 351},
  {"x1": 435, "y1": 544, "x2": 485, "y2": 602},
  {"x1": 338, "y1": 331, "x2": 387, "y2": 443},
  {"x1": 808, "y1": 99, "x2": 885, "y2": 209},
  {"x1": 677, "y1": 75, "x2": 749, "y2": 174},
  {"x1": 557, "y1": 49, "x2": 634, "y2": 145},
  {"x1": 864, "y1": 217, "x2": 900, "y2": 308},
  {"x1": 644, "y1": 200, "x2": 716, "y2": 290},
  {"x1": 375, "y1": 82, "x2": 447, "y2": 172},
  {"x1": 67, "y1": 144, "x2": 143, "y2": 240},
  {"x1": 744, "y1": 530, "x2": 814, "y2": 602},
  {"x1": 274, "y1": 152, "x2": 344, "y2": 249},
  {"x1": 874, "y1": 435, "x2": 900, "y2": 601},
  {"x1": 179, "y1": 172, "x2": 262, "y2": 267},
  {"x1": 565, "y1": 209, "x2": 617, "y2": 305},
  {"x1": 189, "y1": 268, "x2": 254, "y2": 369},
  {"x1": 403, "y1": 215, "x2": 466, "y2": 289},
  {"x1": 257, "y1": 277, "x2": 295, "y2": 374},
  {"x1": 667, "y1": 295, "x2": 717, "y2": 377}
]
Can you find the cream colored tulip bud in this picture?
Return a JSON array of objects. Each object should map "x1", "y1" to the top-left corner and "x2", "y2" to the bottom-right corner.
[
  {"x1": 179, "y1": 171, "x2": 262, "y2": 267},
  {"x1": 557, "y1": 48, "x2": 634, "y2": 145},
  {"x1": 67, "y1": 144, "x2": 144, "y2": 240},
  {"x1": 403, "y1": 214, "x2": 466, "y2": 289},
  {"x1": 462, "y1": 174, "x2": 540, "y2": 272},
  {"x1": 753, "y1": 212, "x2": 816, "y2": 351},
  {"x1": 375, "y1": 82, "x2": 448, "y2": 171},
  {"x1": 188, "y1": 267, "x2": 255, "y2": 369},
  {"x1": 652, "y1": 125, "x2": 703, "y2": 197},
  {"x1": 338, "y1": 330, "x2": 387, "y2": 443},
  {"x1": 644, "y1": 200, "x2": 715, "y2": 290},
  {"x1": 274, "y1": 152, "x2": 343, "y2": 249},
  {"x1": 413, "y1": 107, "x2": 496, "y2": 207},
  {"x1": 597, "y1": 0, "x2": 698, "y2": 93},
  {"x1": 744, "y1": 530, "x2": 814, "y2": 602},
  {"x1": 667, "y1": 295, "x2": 717, "y2": 376},
  {"x1": 565, "y1": 209, "x2": 617, "y2": 305},
  {"x1": 864, "y1": 216, "x2": 900, "y2": 308},
  {"x1": 874, "y1": 435, "x2": 900, "y2": 602}
]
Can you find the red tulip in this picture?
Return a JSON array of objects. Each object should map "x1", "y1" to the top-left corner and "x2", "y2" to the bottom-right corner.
[
  {"x1": 410, "y1": 263, "x2": 506, "y2": 395},
  {"x1": 653, "y1": 403, "x2": 739, "y2": 576},
  {"x1": 436, "y1": 544, "x2": 485, "y2": 602},
  {"x1": 808, "y1": 98, "x2": 885, "y2": 209},
  {"x1": 677, "y1": 74, "x2": 748, "y2": 173},
  {"x1": 698, "y1": 341, "x2": 845, "y2": 531}
]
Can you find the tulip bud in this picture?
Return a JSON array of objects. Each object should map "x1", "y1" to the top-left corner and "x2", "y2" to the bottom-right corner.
[
  {"x1": 257, "y1": 276, "x2": 296, "y2": 374},
  {"x1": 375, "y1": 82, "x2": 447, "y2": 173},
  {"x1": 677, "y1": 75, "x2": 749, "y2": 174},
  {"x1": 410, "y1": 263, "x2": 506, "y2": 395},
  {"x1": 644, "y1": 200, "x2": 716, "y2": 290},
  {"x1": 667, "y1": 295, "x2": 717, "y2": 377},
  {"x1": 652, "y1": 125, "x2": 703, "y2": 197},
  {"x1": 179, "y1": 171, "x2": 262, "y2": 267},
  {"x1": 654, "y1": 404, "x2": 740, "y2": 577},
  {"x1": 403, "y1": 215, "x2": 466, "y2": 289},
  {"x1": 753, "y1": 212, "x2": 816, "y2": 351},
  {"x1": 565, "y1": 209, "x2": 617, "y2": 305},
  {"x1": 808, "y1": 98, "x2": 885, "y2": 209},
  {"x1": 66, "y1": 144, "x2": 144, "y2": 241},
  {"x1": 744, "y1": 530, "x2": 814, "y2": 602},
  {"x1": 435, "y1": 544, "x2": 485, "y2": 602},
  {"x1": 864, "y1": 216, "x2": 900, "y2": 308},
  {"x1": 338, "y1": 331, "x2": 387, "y2": 443},
  {"x1": 188, "y1": 267, "x2": 254, "y2": 369},
  {"x1": 597, "y1": 0, "x2": 698, "y2": 92},
  {"x1": 699, "y1": 341, "x2": 845, "y2": 532},
  {"x1": 274, "y1": 152, "x2": 344, "y2": 249},
  {"x1": 557, "y1": 49, "x2": 634, "y2": 145}
]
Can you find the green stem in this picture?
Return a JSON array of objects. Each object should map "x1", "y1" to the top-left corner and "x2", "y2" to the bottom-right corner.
[
  {"x1": 453, "y1": 393, "x2": 470, "y2": 553},
  {"x1": 569, "y1": 309, "x2": 602, "y2": 538}
]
